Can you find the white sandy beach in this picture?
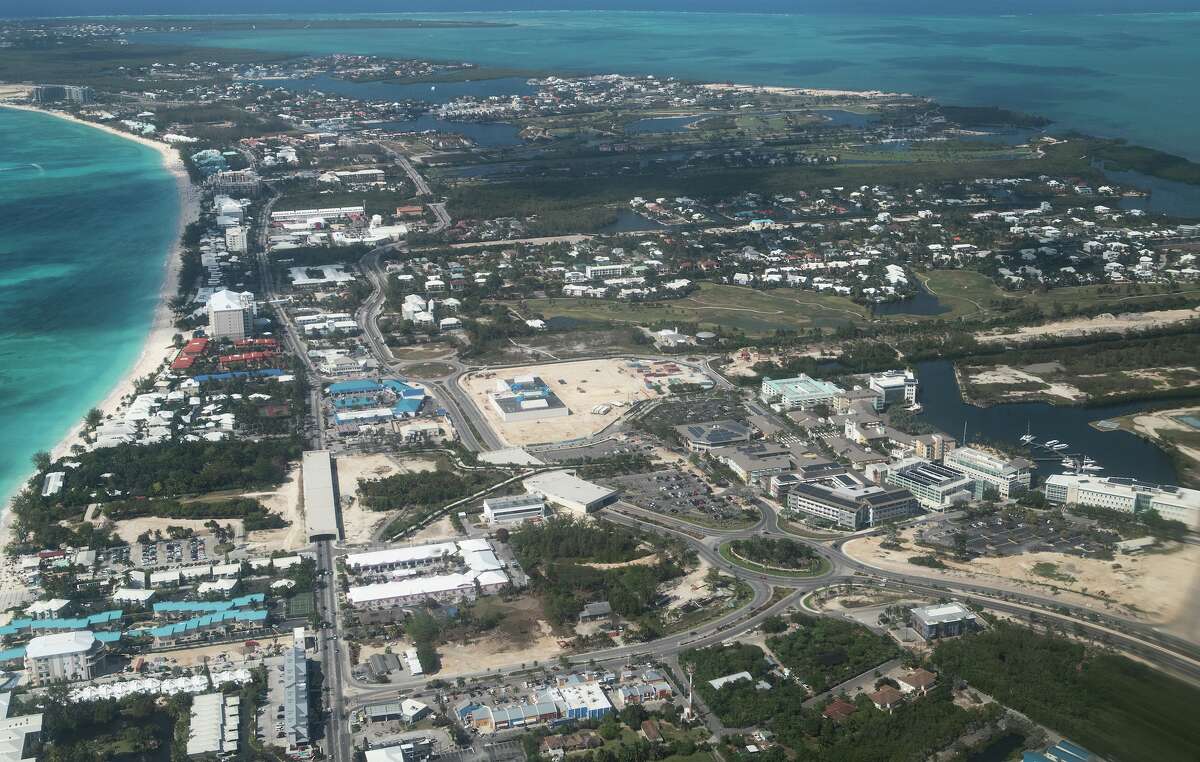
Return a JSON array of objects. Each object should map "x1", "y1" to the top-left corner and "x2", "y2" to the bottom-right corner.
[{"x1": 0, "y1": 100, "x2": 200, "y2": 604}]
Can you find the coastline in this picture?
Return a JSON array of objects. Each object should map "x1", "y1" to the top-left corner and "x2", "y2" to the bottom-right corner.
[{"x1": 0, "y1": 102, "x2": 200, "y2": 572}]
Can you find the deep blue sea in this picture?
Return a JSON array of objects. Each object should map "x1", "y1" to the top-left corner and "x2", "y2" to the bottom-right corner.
[
  {"x1": 0, "y1": 108, "x2": 179, "y2": 505},
  {"x1": 145, "y1": 10, "x2": 1200, "y2": 160}
]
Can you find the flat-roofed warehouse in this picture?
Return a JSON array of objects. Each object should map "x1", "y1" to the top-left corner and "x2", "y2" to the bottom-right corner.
[
  {"x1": 524, "y1": 470, "x2": 618, "y2": 514},
  {"x1": 302, "y1": 450, "x2": 340, "y2": 541}
]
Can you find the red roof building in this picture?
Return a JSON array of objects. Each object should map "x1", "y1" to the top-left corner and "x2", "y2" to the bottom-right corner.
[{"x1": 822, "y1": 698, "x2": 858, "y2": 723}]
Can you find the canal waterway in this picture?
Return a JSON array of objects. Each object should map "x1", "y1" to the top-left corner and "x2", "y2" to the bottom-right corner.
[{"x1": 914, "y1": 359, "x2": 1179, "y2": 485}]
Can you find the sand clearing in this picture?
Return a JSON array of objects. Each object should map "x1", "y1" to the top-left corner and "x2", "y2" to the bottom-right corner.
[
  {"x1": 241, "y1": 465, "x2": 307, "y2": 554},
  {"x1": 459, "y1": 359, "x2": 668, "y2": 446},
  {"x1": 977, "y1": 308, "x2": 1200, "y2": 345},
  {"x1": 437, "y1": 618, "x2": 563, "y2": 676},
  {"x1": 335, "y1": 453, "x2": 439, "y2": 545},
  {"x1": 965, "y1": 364, "x2": 1084, "y2": 402},
  {"x1": 843, "y1": 530, "x2": 1200, "y2": 635}
]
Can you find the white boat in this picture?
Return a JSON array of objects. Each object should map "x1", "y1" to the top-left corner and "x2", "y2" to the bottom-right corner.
[
  {"x1": 906, "y1": 403, "x2": 923, "y2": 413},
  {"x1": 1082, "y1": 464, "x2": 1104, "y2": 471},
  {"x1": 1052, "y1": 443, "x2": 1069, "y2": 451},
  {"x1": 1020, "y1": 434, "x2": 1035, "y2": 443},
  {"x1": 1045, "y1": 439, "x2": 1060, "y2": 446},
  {"x1": 1061, "y1": 458, "x2": 1076, "y2": 468}
]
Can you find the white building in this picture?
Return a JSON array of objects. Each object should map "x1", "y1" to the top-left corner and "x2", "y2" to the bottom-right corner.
[
  {"x1": 206, "y1": 289, "x2": 256, "y2": 341},
  {"x1": 585, "y1": 263, "x2": 628, "y2": 280},
  {"x1": 1044, "y1": 474, "x2": 1200, "y2": 529},
  {"x1": 868, "y1": 369, "x2": 918, "y2": 409},
  {"x1": 24, "y1": 631, "x2": 105, "y2": 686},
  {"x1": 482, "y1": 494, "x2": 546, "y2": 525},
  {"x1": 523, "y1": 471, "x2": 618, "y2": 514},
  {"x1": 760, "y1": 375, "x2": 843, "y2": 410},
  {"x1": 944, "y1": 446, "x2": 1032, "y2": 499},
  {"x1": 186, "y1": 692, "x2": 240, "y2": 756},
  {"x1": 347, "y1": 570, "x2": 509, "y2": 609},
  {"x1": 225, "y1": 225, "x2": 248, "y2": 253}
]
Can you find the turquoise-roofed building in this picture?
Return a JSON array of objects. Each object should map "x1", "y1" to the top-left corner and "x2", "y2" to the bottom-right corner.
[
  {"x1": 328, "y1": 379, "x2": 383, "y2": 396},
  {"x1": 0, "y1": 609, "x2": 123, "y2": 637},
  {"x1": 152, "y1": 593, "x2": 265, "y2": 619},
  {"x1": 138, "y1": 608, "x2": 269, "y2": 647}
]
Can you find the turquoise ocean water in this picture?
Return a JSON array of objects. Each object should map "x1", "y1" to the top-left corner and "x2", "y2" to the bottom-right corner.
[
  {"x1": 0, "y1": 108, "x2": 179, "y2": 505},
  {"x1": 150, "y1": 10, "x2": 1200, "y2": 160}
]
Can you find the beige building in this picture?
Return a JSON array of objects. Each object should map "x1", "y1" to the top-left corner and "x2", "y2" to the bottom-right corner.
[
  {"x1": 24, "y1": 631, "x2": 105, "y2": 686},
  {"x1": 207, "y1": 289, "x2": 256, "y2": 341}
]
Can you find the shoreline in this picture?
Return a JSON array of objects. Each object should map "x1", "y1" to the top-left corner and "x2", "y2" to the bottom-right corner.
[{"x1": 0, "y1": 102, "x2": 201, "y2": 564}]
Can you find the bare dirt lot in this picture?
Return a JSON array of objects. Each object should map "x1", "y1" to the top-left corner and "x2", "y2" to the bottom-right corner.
[
  {"x1": 976, "y1": 307, "x2": 1200, "y2": 344},
  {"x1": 460, "y1": 358, "x2": 671, "y2": 446},
  {"x1": 335, "y1": 453, "x2": 440, "y2": 545},
  {"x1": 963, "y1": 364, "x2": 1085, "y2": 403},
  {"x1": 843, "y1": 529, "x2": 1200, "y2": 640}
]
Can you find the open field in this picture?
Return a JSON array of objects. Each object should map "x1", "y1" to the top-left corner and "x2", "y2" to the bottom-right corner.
[
  {"x1": 843, "y1": 529, "x2": 1200, "y2": 637},
  {"x1": 533, "y1": 283, "x2": 867, "y2": 336},
  {"x1": 917, "y1": 270, "x2": 1003, "y2": 319},
  {"x1": 460, "y1": 358, "x2": 666, "y2": 446}
]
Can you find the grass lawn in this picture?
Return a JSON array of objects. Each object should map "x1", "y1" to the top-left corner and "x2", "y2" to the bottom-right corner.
[
  {"x1": 915, "y1": 270, "x2": 1004, "y2": 319},
  {"x1": 533, "y1": 282, "x2": 867, "y2": 336}
]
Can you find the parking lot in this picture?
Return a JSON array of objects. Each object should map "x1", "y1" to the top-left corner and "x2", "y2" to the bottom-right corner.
[
  {"x1": 918, "y1": 514, "x2": 1118, "y2": 558},
  {"x1": 96, "y1": 534, "x2": 221, "y2": 570},
  {"x1": 604, "y1": 468, "x2": 750, "y2": 525}
]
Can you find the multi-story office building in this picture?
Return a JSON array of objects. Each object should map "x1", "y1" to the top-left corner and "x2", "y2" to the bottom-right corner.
[
  {"x1": 910, "y1": 602, "x2": 977, "y2": 640},
  {"x1": 944, "y1": 446, "x2": 1032, "y2": 499},
  {"x1": 1044, "y1": 474, "x2": 1200, "y2": 529},
  {"x1": 225, "y1": 225, "x2": 248, "y2": 253},
  {"x1": 787, "y1": 478, "x2": 919, "y2": 530},
  {"x1": 884, "y1": 458, "x2": 974, "y2": 511},
  {"x1": 868, "y1": 369, "x2": 918, "y2": 409},
  {"x1": 584, "y1": 263, "x2": 629, "y2": 280},
  {"x1": 482, "y1": 494, "x2": 546, "y2": 525},
  {"x1": 760, "y1": 375, "x2": 843, "y2": 410}
]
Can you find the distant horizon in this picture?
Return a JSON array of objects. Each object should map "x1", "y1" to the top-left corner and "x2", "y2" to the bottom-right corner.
[{"x1": 10, "y1": 1, "x2": 1200, "y2": 21}]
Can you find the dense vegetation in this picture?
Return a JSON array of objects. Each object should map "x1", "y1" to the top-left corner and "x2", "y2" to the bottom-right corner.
[
  {"x1": 510, "y1": 516, "x2": 646, "y2": 565},
  {"x1": 512, "y1": 517, "x2": 691, "y2": 628},
  {"x1": 681, "y1": 642, "x2": 990, "y2": 762},
  {"x1": 728, "y1": 538, "x2": 821, "y2": 571},
  {"x1": 934, "y1": 622, "x2": 1200, "y2": 761},
  {"x1": 48, "y1": 438, "x2": 300, "y2": 506},
  {"x1": 358, "y1": 464, "x2": 505, "y2": 511},
  {"x1": 11, "y1": 439, "x2": 300, "y2": 549},
  {"x1": 33, "y1": 687, "x2": 189, "y2": 762},
  {"x1": 101, "y1": 497, "x2": 288, "y2": 531},
  {"x1": 766, "y1": 613, "x2": 900, "y2": 693}
]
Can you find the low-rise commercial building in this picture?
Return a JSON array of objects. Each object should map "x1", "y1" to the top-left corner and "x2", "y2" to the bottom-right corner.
[
  {"x1": 674, "y1": 420, "x2": 753, "y2": 452},
  {"x1": 302, "y1": 450, "x2": 340, "y2": 541},
  {"x1": 524, "y1": 471, "x2": 618, "y2": 514},
  {"x1": 482, "y1": 494, "x2": 546, "y2": 525},
  {"x1": 347, "y1": 570, "x2": 510, "y2": 610},
  {"x1": 283, "y1": 627, "x2": 310, "y2": 750},
  {"x1": 1044, "y1": 474, "x2": 1200, "y2": 530},
  {"x1": 711, "y1": 442, "x2": 793, "y2": 483},
  {"x1": 186, "y1": 692, "x2": 240, "y2": 756},
  {"x1": 489, "y1": 376, "x2": 570, "y2": 423}
]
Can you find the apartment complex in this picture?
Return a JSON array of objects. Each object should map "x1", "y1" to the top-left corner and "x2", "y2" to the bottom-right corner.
[
  {"x1": 24, "y1": 631, "x2": 105, "y2": 686},
  {"x1": 206, "y1": 289, "x2": 256, "y2": 341}
]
